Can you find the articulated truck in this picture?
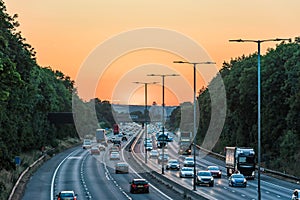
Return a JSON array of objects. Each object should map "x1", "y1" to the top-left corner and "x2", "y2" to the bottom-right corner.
[
  {"x1": 178, "y1": 132, "x2": 192, "y2": 155},
  {"x1": 225, "y1": 147, "x2": 255, "y2": 179},
  {"x1": 96, "y1": 129, "x2": 107, "y2": 146}
]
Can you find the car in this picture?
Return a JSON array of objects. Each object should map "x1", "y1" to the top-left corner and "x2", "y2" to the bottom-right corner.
[
  {"x1": 157, "y1": 154, "x2": 169, "y2": 164},
  {"x1": 82, "y1": 139, "x2": 92, "y2": 149},
  {"x1": 90, "y1": 146, "x2": 100, "y2": 155},
  {"x1": 196, "y1": 170, "x2": 214, "y2": 186},
  {"x1": 56, "y1": 190, "x2": 77, "y2": 200},
  {"x1": 110, "y1": 151, "x2": 120, "y2": 160},
  {"x1": 112, "y1": 139, "x2": 121, "y2": 145},
  {"x1": 183, "y1": 157, "x2": 195, "y2": 167},
  {"x1": 207, "y1": 165, "x2": 222, "y2": 178},
  {"x1": 180, "y1": 167, "x2": 194, "y2": 178},
  {"x1": 144, "y1": 138, "x2": 152, "y2": 145},
  {"x1": 108, "y1": 136, "x2": 116, "y2": 143},
  {"x1": 145, "y1": 142, "x2": 153, "y2": 151},
  {"x1": 130, "y1": 178, "x2": 149, "y2": 193},
  {"x1": 98, "y1": 144, "x2": 106, "y2": 151},
  {"x1": 292, "y1": 189, "x2": 299, "y2": 200},
  {"x1": 149, "y1": 150, "x2": 159, "y2": 158},
  {"x1": 228, "y1": 173, "x2": 247, "y2": 187},
  {"x1": 115, "y1": 162, "x2": 129, "y2": 174},
  {"x1": 166, "y1": 159, "x2": 180, "y2": 170}
]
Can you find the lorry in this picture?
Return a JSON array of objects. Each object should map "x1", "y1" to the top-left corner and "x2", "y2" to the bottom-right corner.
[
  {"x1": 225, "y1": 147, "x2": 256, "y2": 179},
  {"x1": 178, "y1": 132, "x2": 192, "y2": 155},
  {"x1": 96, "y1": 129, "x2": 107, "y2": 146},
  {"x1": 113, "y1": 124, "x2": 120, "y2": 135}
]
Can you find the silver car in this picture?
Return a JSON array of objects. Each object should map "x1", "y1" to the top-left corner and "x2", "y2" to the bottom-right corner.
[{"x1": 180, "y1": 167, "x2": 194, "y2": 178}]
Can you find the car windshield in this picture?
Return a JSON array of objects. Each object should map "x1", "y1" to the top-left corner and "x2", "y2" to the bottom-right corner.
[
  {"x1": 232, "y1": 174, "x2": 244, "y2": 178},
  {"x1": 60, "y1": 193, "x2": 74, "y2": 197},
  {"x1": 169, "y1": 160, "x2": 178, "y2": 163},
  {"x1": 117, "y1": 163, "x2": 127, "y2": 167},
  {"x1": 198, "y1": 171, "x2": 211, "y2": 176},
  {"x1": 182, "y1": 168, "x2": 193, "y2": 171},
  {"x1": 185, "y1": 157, "x2": 194, "y2": 161},
  {"x1": 133, "y1": 180, "x2": 147, "y2": 184}
]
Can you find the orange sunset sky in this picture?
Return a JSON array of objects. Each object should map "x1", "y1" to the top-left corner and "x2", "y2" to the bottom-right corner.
[{"x1": 5, "y1": 0, "x2": 300, "y2": 106}]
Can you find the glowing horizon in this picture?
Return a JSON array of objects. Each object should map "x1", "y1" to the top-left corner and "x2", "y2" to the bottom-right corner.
[{"x1": 5, "y1": 0, "x2": 300, "y2": 105}]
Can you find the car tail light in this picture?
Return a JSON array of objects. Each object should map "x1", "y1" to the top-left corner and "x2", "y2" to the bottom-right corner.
[
  {"x1": 57, "y1": 198, "x2": 61, "y2": 200},
  {"x1": 132, "y1": 184, "x2": 137, "y2": 188},
  {"x1": 74, "y1": 197, "x2": 77, "y2": 200},
  {"x1": 144, "y1": 184, "x2": 149, "y2": 188}
]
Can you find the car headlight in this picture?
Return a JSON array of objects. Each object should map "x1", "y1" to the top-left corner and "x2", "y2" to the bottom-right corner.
[
  {"x1": 211, "y1": 177, "x2": 214, "y2": 181},
  {"x1": 243, "y1": 179, "x2": 247, "y2": 183}
]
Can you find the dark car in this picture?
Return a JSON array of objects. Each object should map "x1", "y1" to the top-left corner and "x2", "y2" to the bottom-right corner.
[
  {"x1": 228, "y1": 173, "x2": 247, "y2": 187},
  {"x1": 196, "y1": 171, "x2": 214, "y2": 187},
  {"x1": 56, "y1": 190, "x2": 77, "y2": 200},
  {"x1": 166, "y1": 159, "x2": 180, "y2": 170},
  {"x1": 130, "y1": 178, "x2": 149, "y2": 193},
  {"x1": 207, "y1": 166, "x2": 222, "y2": 178}
]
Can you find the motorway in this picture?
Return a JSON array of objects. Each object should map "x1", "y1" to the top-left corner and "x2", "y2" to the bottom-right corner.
[
  {"x1": 21, "y1": 130, "x2": 178, "y2": 200},
  {"x1": 21, "y1": 125, "x2": 298, "y2": 200},
  {"x1": 135, "y1": 130, "x2": 298, "y2": 200}
]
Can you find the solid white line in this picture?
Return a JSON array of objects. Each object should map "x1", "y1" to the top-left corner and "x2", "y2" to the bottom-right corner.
[
  {"x1": 50, "y1": 149, "x2": 81, "y2": 200},
  {"x1": 127, "y1": 130, "x2": 173, "y2": 200}
]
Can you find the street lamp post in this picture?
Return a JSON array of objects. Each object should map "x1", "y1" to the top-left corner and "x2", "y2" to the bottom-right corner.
[
  {"x1": 173, "y1": 60, "x2": 215, "y2": 191},
  {"x1": 133, "y1": 81, "x2": 158, "y2": 164},
  {"x1": 229, "y1": 38, "x2": 291, "y2": 200},
  {"x1": 147, "y1": 73, "x2": 179, "y2": 174}
]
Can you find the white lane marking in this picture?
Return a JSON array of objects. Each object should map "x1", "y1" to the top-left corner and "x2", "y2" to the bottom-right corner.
[
  {"x1": 80, "y1": 153, "x2": 92, "y2": 199},
  {"x1": 127, "y1": 132, "x2": 173, "y2": 200},
  {"x1": 103, "y1": 161, "x2": 132, "y2": 200},
  {"x1": 68, "y1": 156, "x2": 82, "y2": 159},
  {"x1": 50, "y1": 149, "x2": 81, "y2": 200}
]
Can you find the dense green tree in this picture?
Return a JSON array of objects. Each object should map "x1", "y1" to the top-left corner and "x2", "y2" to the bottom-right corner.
[{"x1": 168, "y1": 41, "x2": 300, "y2": 176}]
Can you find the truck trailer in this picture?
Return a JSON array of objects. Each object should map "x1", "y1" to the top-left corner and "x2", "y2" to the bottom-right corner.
[
  {"x1": 178, "y1": 132, "x2": 192, "y2": 155},
  {"x1": 225, "y1": 147, "x2": 255, "y2": 179},
  {"x1": 96, "y1": 129, "x2": 107, "y2": 146}
]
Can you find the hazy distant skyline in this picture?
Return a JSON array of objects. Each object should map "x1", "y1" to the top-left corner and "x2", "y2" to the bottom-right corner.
[{"x1": 5, "y1": 0, "x2": 300, "y2": 105}]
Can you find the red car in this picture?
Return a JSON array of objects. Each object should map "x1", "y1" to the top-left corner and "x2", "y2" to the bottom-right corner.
[
  {"x1": 130, "y1": 179, "x2": 149, "y2": 193},
  {"x1": 207, "y1": 166, "x2": 222, "y2": 178}
]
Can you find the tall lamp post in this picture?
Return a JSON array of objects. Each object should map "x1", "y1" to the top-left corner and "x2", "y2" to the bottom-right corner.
[
  {"x1": 147, "y1": 73, "x2": 179, "y2": 174},
  {"x1": 133, "y1": 81, "x2": 158, "y2": 164},
  {"x1": 229, "y1": 38, "x2": 291, "y2": 200},
  {"x1": 173, "y1": 61, "x2": 215, "y2": 191}
]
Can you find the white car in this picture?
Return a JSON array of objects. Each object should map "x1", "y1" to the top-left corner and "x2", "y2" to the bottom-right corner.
[
  {"x1": 145, "y1": 142, "x2": 153, "y2": 151},
  {"x1": 180, "y1": 167, "x2": 194, "y2": 178},
  {"x1": 149, "y1": 150, "x2": 159, "y2": 158},
  {"x1": 82, "y1": 139, "x2": 92, "y2": 149},
  {"x1": 110, "y1": 151, "x2": 120, "y2": 160},
  {"x1": 183, "y1": 157, "x2": 195, "y2": 167}
]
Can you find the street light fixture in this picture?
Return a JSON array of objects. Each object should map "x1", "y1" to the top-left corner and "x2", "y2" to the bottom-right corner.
[
  {"x1": 229, "y1": 38, "x2": 291, "y2": 200},
  {"x1": 133, "y1": 81, "x2": 159, "y2": 164},
  {"x1": 173, "y1": 60, "x2": 215, "y2": 191},
  {"x1": 147, "y1": 73, "x2": 179, "y2": 174}
]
